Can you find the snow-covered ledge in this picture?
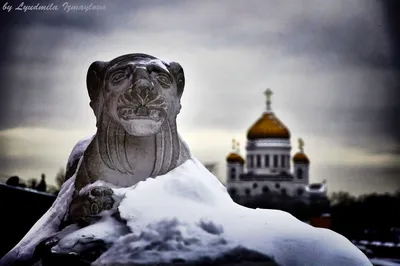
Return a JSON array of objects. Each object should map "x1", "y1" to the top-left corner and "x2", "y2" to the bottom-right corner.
[{"x1": 49, "y1": 157, "x2": 369, "y2": 266}]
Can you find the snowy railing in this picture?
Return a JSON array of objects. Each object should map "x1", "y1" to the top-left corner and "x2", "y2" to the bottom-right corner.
[{"x1": 352, "y1": 240, "x2": 400, "y2": 260}]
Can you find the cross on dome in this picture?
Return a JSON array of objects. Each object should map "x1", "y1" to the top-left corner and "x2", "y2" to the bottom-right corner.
[
  {"x1": 298, "y1": 138, "x2": 304, "y2": 152},
  {"x1": 231, "y1": 138, "x2": 237, "y2": 151},
  {"x1": 264, "y1": 88, "x2": 273, "y2": 112},
  {"x1": 236, "y1": 141, "x2": 241, "y2": 153}
]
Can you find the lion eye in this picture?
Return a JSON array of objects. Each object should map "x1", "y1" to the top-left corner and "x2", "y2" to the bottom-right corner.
[
  {"x1": 156, "y1": 75, "x2": 171, "y2": 88},
  {"x1": 111, "y1": 71, "x2": 127, "y2": 84}
]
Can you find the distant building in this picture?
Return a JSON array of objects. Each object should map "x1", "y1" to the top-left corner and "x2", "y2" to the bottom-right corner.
[
  {"x1": 225, "y1": 89, "x2": 327, "y2": 202},
  {"x1": 204, "y1": 163, "x2": 218, "y2": 175}
]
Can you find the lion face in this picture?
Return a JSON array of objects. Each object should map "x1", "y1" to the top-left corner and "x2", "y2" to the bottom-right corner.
[{"x1": 97, "y1": 57, "x2": 182, "y2": 136}]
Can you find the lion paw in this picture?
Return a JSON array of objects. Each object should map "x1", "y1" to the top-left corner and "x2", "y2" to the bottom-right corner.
[{"x1": 68, "y1": 186, "x2": 115, "y2": 225}]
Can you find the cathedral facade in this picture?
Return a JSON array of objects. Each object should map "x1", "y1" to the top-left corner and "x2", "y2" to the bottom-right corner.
[{"x1": 226, "y1": 89, "x2": 327, "y2": 201}]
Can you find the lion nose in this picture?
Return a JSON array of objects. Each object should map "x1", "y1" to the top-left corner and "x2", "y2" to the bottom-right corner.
[
  {"x1": 130, "y1": 68, "x2": 156, "y2": 103},
  {"x1": 131, "y1": 82, "x2": 157, "y2": 105},
  {"x1": 136, "y1": 83, "x2": 151, "y2": 94}
]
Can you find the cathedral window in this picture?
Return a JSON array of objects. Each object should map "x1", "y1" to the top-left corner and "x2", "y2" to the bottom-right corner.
[
  {"x1": 273, "y1": 155, "x2": 278, "y2": 168},
  {"x1": 264, "y1": 154, "x2": 270, "y2": 167},
  {"x1": 249, "y1": 155, "x2": 254, "y2": 168},
  {"x1": 256, "y1": 155, "x2": 261, "y2": 167},
  {"x1": 281, "y1": 155, "x2": 285, "y2": 167},
  {"x1": 262, "y1": 186, "x2": 269, "y2": 193},
  {"x1": 230, "y1": 168, "x2": 236, "y2": 180},
  {"x1": 297, "y1": 168, "x2": 303, "y2": 179},
  {"x1": 229, "y1": 188, "x2": 237, "y2": 196},
  {"x1": 297, "y1": 188, "x2": 304, "y2": 196}
]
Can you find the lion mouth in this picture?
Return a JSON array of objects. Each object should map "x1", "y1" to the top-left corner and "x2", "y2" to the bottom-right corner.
[
  {"x1": 117, "y1": 106, "x2": 163, "y2": 121},
  {"x1": 116, "y1": 91, "x2": 167, "y2": 122}
]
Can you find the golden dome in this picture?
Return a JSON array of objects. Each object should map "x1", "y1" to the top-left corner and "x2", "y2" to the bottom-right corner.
[
  {"x1": 246, "y1": 89, "x2": 290, "y2": 140},
  {"x1": 247, "y1": 112, "x2": 290, "y2": 140},
  {"x1": 293, "y1": 152, "x2": 310, "y2": 164},
  {"x1": 293, "y1": 138, "x2": 310, "y2": 164},
  {"x1": 226, "y1": 139, "x2": 245, "y2": 164},
  {"x1": 226, "y1": 152, "x2": 245, "y2": 164}
]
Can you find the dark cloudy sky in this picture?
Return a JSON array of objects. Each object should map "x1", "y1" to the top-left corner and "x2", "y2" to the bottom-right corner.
[{"x1": 0, "y1": 0, "x2": 399, "y2": 196}]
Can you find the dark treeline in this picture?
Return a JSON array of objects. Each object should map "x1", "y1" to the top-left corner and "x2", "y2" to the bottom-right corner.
[
  {"x1": 236, "y1": 190, "x2": 400, "y2": 243},
  {"x1": 330, "y1": 191, "x2": 400, "y2": 242},
  {"x1": 3, "y1": 167, "x2": 66, "y2": 196},
  {"x1": 237, "y1": 193, "x2": 330, "y2": 222}
]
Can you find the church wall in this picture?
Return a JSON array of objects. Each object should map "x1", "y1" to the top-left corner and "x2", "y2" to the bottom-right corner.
[
  {"x1": 226, "y1": 162, "x2": 244, "y2": 183},
  {"x1": 293, "y1": 163, "x2": 309, "y2": 185},
  {"x1": 227, "y1": 180, "x2": 307, "y2": 198},
  {"x1": 246, "y1": 147, "x2": 291, "y2": 175}
]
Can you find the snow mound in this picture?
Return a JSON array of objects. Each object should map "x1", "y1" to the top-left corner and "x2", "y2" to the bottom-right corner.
[{"x1": 84, "y1": 157, "x2": 372, "y2": 266}]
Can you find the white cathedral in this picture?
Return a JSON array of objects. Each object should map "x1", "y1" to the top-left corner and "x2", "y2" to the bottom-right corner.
[{"x1": 225, "y1": 89, "x2": 327, "y2": 201}]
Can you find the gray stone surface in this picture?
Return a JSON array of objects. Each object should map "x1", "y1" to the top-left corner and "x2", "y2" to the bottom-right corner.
[{"x1": 68, "y1": 53, "x2": 191, "y2": 224}]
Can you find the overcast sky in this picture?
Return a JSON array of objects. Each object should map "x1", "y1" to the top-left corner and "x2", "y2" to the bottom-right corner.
[{"x1": 0, "y1": 0, "x2": 399, "y2": 195}]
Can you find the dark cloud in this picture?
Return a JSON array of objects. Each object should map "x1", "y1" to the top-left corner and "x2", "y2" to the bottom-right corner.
[
  {"x1": 0, "y1": 0, "x2": 186, "y2": 130},
  {"x1": 0, "y1": 0, "x2": 399, "y2": 194},
  {"x1": 0, "y1": 0, "x2": 102, "y2": 130},
  {"x1": 314, "y1": 164, "x2": 400, "y2": 196},
  {"x1": 0, "y1": 154, "x2": 51, "y2": 175},
  {"x1": 271, "y1": 2, "x2": 400, "y2": 157},
  {"x1": 380, "y1": 0, "x2": 400, "y2": 146},
  {"x1": 281, "y1": 16, "x2": 395, "y2": 70}
]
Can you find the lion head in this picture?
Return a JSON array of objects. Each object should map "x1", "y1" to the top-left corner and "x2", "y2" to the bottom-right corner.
[{"x1": 86, "y1": 53, "x2": 185, "y2": 136}]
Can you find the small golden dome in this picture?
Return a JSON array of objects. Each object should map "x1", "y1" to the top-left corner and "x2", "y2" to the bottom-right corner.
[
  {"x1": 226, "y1": 152, "x2": 245, "y2": 164},
  {"x1": 246, "y1": 89, "x2": 290, "y2": 140},
  {"x1": 293, "y1": 152, "x2": 310, "y2": 164},
  {"x1": 226, "y1": 139, "x2": 245, "y2": 164},
  {"x1": 293, "y1": 138, "x2": 310, "y2": 164},
  {"x1": 247, "y1": 112, "x2": 290, "y2": 140}
]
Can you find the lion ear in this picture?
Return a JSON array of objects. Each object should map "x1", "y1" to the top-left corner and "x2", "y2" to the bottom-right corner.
[
  {"x1": 87, "y1": 61, "x2": 106, "y2": 102},
  {"x1": 167, "y1": 61, "x2": 185, "y2": 97},
  {"x1": 86, "y1": 61, "x2": 106, "y2": 118}
]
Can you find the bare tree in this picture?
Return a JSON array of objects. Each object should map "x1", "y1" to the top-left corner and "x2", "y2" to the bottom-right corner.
[
  {"x1": 28, "y1": 178, "x2": 38, "y2": 189},
  {"x1": 55, "y1": 167, "x2": 66, "y2": 189},
  {"x1": 329, "y1": 191, "x2": 356, "y2": 206},
  {"x1": 47, "y1": 185, "x2": 59, "y2": 195}
]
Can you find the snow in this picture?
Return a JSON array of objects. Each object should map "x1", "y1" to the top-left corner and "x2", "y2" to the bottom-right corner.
[
  {"x1": 305, "y1": 182, "x2": 327, "y2": 194},
  {"x1": 52, "y1": 216, "x2": 130, "y2": 254},
  {"x1": 383, "y1": 242, "x2": 396, "y2": 247},
  {"x1": 1, "y1": 155, "x2": 373, "y2": 266},
  {"x1": 56, "y1": 157, "x2": 372, "y2": 266},
  {"x1": 369, "y1": 259, "x2": 400, "y2": 266}
]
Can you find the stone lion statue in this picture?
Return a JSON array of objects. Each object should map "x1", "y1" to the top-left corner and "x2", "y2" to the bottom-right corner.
[
  {"x1": 65, "y1": 53, "x2": 191, "y2": 225},
  {"x1": 1, "y1": 53, "x2": 192, "y2": 265}
]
